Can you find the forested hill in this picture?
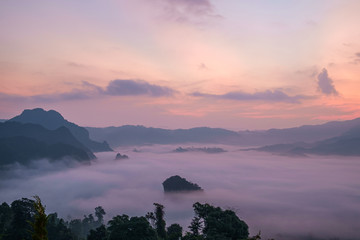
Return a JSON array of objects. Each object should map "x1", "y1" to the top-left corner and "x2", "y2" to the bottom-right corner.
[
  {"x1": 0, "y1": 122, "x2": 94, "y2": 166},
  {"x1": 8, "y1": 108, "x2": 112, "y2": 152}
]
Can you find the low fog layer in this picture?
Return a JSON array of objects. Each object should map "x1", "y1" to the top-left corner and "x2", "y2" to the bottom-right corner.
[{"x1": 1, "y1": 145, "x2": 359, "y2": 240}]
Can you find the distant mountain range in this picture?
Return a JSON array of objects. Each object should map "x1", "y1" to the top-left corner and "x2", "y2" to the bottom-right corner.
[
  {"x1": 239, "y1": 118, "x2": 360, "y2": 146},
  {"x1": 2, "y1": 108, "x2": 360, "y2": 162},
  {"x1": 9, "y1": 108, "x2": 112, "y2": 152},
  {"x1": 87, "y1": 118, "x2": 360, "y2": 147},
  {"x1": 173, "y1": 147, "x2": 226, "y2": 154},
  {"x1": 252, "y1": 126, "x2": 360, "y2": 157},
  {"x1": 87, "y1": 125, "x2": 239, "y2": 146}
]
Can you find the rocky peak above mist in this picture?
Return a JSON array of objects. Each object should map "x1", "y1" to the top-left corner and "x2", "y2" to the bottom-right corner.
[
  {"x1": 163, "y1": 175, "x2": 203, "y2": 192},
  {"x1": 10, "y1": 108, "x2": 65, "y2": 129},
  {"x1": 115, "y1": 153, "x2": 129, "y2": 160},
  {"x1": 8, "y1": 108, "x2": 112, "y2": 152}
]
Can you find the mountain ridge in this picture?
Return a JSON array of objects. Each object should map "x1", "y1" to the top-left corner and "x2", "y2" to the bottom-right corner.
[
  {"x1": 9, "y1": 108, "x2": 112, "y2": 152},
  {"x1": 0, "y1": 121, "x2": 95, "y2": 166},
  {"x1": 251, "y1": 125, "x2": 360, "y2": 156},
  {"x1": 87, "y1": 117, "x2": 360, "y2": 147}
]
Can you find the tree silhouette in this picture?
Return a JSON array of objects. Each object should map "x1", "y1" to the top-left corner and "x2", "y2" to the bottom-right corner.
[
  {"x1": 7, "y1": 198, "x2": 35, "y2": 240},
  {"x1": 107, "y1": 214, "x2": 156, "y2": 240},
  {"x1": 153, "y1": 203, "x2": 166, "y2": 240},
  {"x1": 0, "y1": 202, "x2": 12, "y2": 239},
  {"x1": 47, "y1": 213, "x2": 73, "y2": 240},
  {"x1": 87, "y1": 225, "x2": 107, "y2": 240},
  {"x1": 192, "y1": 202, "x2": 249, "y2": 240},
  {"x1": 167, "y1": 223, "x2": 182, "y2": 240},
  {"x1": 30, "y1": 195, "x2": 48, "y2": 240},
  {"x1": 95, "y1": 206, "x2": 106, "y2": 224}
]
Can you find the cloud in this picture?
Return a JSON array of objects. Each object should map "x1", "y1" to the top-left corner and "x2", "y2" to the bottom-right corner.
[
  {"x1": 191, "y1": 90, "x2": 312, "y2": 103},
  {"x1": 30, "y1": 81, "x2": 104, "y2": 102},
  {"x1": 317, "y1": 68, "x2": 338, "y2": 96},
  {"x1": 66, "y1": 62, "x2": 89, "y2": 68},
  {"x1": 198, "y1": 63, "x2": 208, "y2": 70},
  {"x1": 353, "y1": 52, "x2": 360, "y2": 64},
  {"x1": 105, "y1": 80, "x2": 175, "y2": 97},
  {"x1": 0, "y1": 92, "x2": 25, "y2": 102},
  {"x1": 295, "y1": 66, "x2": 317, "y2": 78},
  {"x1": 0, "y1": 80, "x2": 175, "y2": 104},
  {"x1": 158, "y1": 0, "x2": 222, "y2": 24},
  {"x1": 1, "y1": 147, "x2": 359, "y2": 240}
]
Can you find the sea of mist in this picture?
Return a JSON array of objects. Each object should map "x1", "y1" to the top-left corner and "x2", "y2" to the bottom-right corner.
[{"x1": 1, "y1": 144, "x2": 359, "y2": 240}]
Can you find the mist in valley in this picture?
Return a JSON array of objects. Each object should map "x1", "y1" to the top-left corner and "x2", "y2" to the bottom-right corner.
[{"x1": 1, "y1": 145, "x2": 359, "y2": 240}]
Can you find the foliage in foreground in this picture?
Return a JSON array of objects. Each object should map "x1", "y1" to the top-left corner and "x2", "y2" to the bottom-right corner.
[{"x1": 0, "y1": 197, "x2": 261, "y2": 240}]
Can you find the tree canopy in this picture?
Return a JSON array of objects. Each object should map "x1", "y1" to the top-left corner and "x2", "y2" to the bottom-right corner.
[{"x1": 0, "y1": 197, "x2": 260, "y2": 240}]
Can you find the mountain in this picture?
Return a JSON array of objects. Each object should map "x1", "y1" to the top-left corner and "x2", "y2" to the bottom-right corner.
[
  {"x1": 87, "y1": 118, "x2": 360, "y2": 147},
  {"x1": 87, "y1": 125, "x2": 239, "y2": 147},
  {"x1": 0, "y1": 122, "x2": 94, "y2": 166},
  {"x1": 251, "y1": 126, "x2": 360, "y2": 156},
  {"x1": 238, "y1": 117, "x2": 360, "y2": 146},
  {"x1": 0, "y1": 136, "x2": 92, "y2": 166},
  {"x1": 173, "y1": 147, "x2": 226, "y2": 154},
  {"x1": 306, "y1": 126, "x2": 360, "y2": 156},
  {"x1": 8, "y1": 108, "x2": 112, "y2": 152},
  {"x1": 162, "y1": 175, "x2": 203, "y2": 192}
]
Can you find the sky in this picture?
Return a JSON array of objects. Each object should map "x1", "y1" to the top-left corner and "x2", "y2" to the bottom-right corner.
[{"x1": 1, "y1": 0, "x2": 360, "y2": 130}]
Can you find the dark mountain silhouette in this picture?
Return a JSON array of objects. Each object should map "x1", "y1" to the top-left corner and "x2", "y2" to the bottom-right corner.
[
  {"x1": 9, "y1": 108, "x2": 112, "y2": 152},
  {"x1": 252, "y1": 126, "x2": 360, "y2": 156},
  {"x1": 0, "y1": 122, "x2": 94, "y2": 166},
  {"x1": 240, "y1": 117, "x2": 360, "y2": 146},
  {"x1": 173, "y1": 147, "x2": 226, "y2": 154},
  {"x1": 115, "y1": 153, "x2": 128, "y2": 160},
  {"x1": 162, "y1": 175, "x2": 203, "y2": 192},
  {"x1": 0, "y1": 122, "x2": 93, "y2": 154},
  {"x1": 87, "y1": 118, "x2": 360, "y2": 147},
  {"x1": 0, "y1": 136, "x2": 92, "y2": 166},
  {"x1": 87, "y1": 125, "x2": 239, "y2": 147}
]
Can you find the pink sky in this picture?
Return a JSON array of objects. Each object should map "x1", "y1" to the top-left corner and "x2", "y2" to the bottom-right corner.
[{"x1": 1, "y1": 0, "x2": 360, "y2": 130}]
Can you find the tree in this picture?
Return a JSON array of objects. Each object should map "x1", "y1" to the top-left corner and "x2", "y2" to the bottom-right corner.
[
  {"x1": 182, "y1": 216, "x2": 205, "y2": 240},
  {"x1": 30, "y1": 195, "x2": 48, "y2": 240},
  {"x1": 107, "y1": 215, "x2": 157, "y2": 240},
  {"x1": 167, "y1": 223, "x2": 182, "y2": 240},
  {"x1": 182, "y1": 232, "x2": 205, "y2": 240},
  {"x1": 82, "y1": 213, "x2": 95, "y2": 236},
  {"x1": 191, "y1": 202, "x2": 249, "y2": 240},
  {"x1": 7, "y1": 198, "x2": 36, "y2": 240},
  {"x1": 0, "y1": 202, "x2": 12, "y2": 239},
  {"x1": 69, "y1": 219, "x2": 83, "y2": 239},
  {"x1": 87, "y1": 225, "x2": 106, "y2": 240},
  {"x1": 188, "y1": 216, "x2": 202, "y2": 237},
  {"x1": 145, "y1": 211, "x2": 156, "y2": 228},
  {"x1": 95, "y1": 206, "x2": 106, "y2": 225},
  {"x1": 153, "y1": 203, "x2": 166, "y2": 240},
  {"x1": 69, "y1": 206, "x2": 106, "y2": 240},
  {"x1": 47, "y1": 213, "x2": 74, "y2": 240}
]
